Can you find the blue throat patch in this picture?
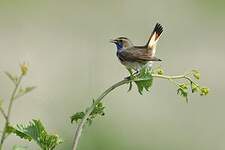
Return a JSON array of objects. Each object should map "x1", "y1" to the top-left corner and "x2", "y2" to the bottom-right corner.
[{"x1": 116, "y1": 43, "x2": 123, "y2": 50}]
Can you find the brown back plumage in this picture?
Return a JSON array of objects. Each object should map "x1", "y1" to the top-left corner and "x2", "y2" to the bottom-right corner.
[{"x1": 117, "y1": 46, "x2": 161, "y2": 62}]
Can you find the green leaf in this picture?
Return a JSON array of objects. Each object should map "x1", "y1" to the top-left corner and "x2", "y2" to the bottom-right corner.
[
  {"x1": 87, "y1": 118, "x2": 93, "y2": 126},
  {"x1": 153, "y1": 67, "x2": 164, "y2": 75},
  {"x1": 191, "y1": 82, "x2": 198, "y2": 93},
  {"x1": 90, "y1": 101, "x2": 105, "y2": 117},
  {"x1": 177, "y1": 84, "x2": 188, "y2": 102},
  {"x1": 71, "y1": 101, "x2": 105, "y2": 125},
  {"x1": 15, "y1": 86, "x2": 36, "y2": 99},
  {"x1": 71, "y1": 112, "x2": 85, "y2": 123},
  {"x1": 134, "y1": 67, "x2": 153, "y2": 95},
  {"x1": 24, "y1": 86, "x2": 36, "y2": 93},
  {"x1": 192, "y1": 70, "x2": 200, "y2": 80},
  {"x1": 200, "y1": 87, "x2": 209, "y2": 96},
  {"x1": 6, "y1": 126, "x2": 32, "y2": 141},
  {"x1": 87, "y1": 101, "x2": 105, "y2": 125},
  {"x1": 4, "y1": 72, "x2": 17, "y2": 85},
  {"x1": 179, "y1": 83, "x2": 188, "y2": 90},
  {"x1": 7, "y1": 120, "x2": 62, "y2": 150},
  {"x1": 12, "y1": 145, "x2": 28, "y2": 150}
]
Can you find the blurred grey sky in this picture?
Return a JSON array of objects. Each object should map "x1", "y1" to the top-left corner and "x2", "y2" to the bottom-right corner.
[{"x1": 0, "y1": 0, "x2": 225, "y2": 150}]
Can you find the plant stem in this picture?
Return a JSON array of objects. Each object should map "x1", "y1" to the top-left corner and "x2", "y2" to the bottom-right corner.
[
  {"x1": 0, "y1": 74, "x2": 23, "y2": 150},
  {"x1": 152, "y1": 74, "x2": 186, "y2": 79},
  {"x1": 0, "y1": 108, "x2": 7, "y2": 120},
  {"x1": 72, "y1": 79, "x2": 130, "y2": 150},
  {"x1": 72, "y1": 72, "x2": 194, "y2": 150}
]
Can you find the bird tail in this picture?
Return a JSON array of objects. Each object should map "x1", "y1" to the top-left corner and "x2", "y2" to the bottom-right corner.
[{"x1": 146, "y1": 23, "x2": 163, "y2": 49}]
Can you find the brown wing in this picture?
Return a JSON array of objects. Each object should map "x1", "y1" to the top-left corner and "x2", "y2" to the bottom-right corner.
[{"x1": 117, "y1": 47, "x2": 161, "y2": 62}]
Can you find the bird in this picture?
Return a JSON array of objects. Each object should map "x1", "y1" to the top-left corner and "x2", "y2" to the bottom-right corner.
[{"x1": 111, "y1": 23, "x2": 163, "y2": 75}]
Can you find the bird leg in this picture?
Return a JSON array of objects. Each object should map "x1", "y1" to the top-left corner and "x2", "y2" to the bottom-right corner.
[
  {"x1": 125, "y1": 68, "x2": 134, "y2": 92},
  {"x1": 125, "y1": 68, "x2": 134, "y2": 79}
]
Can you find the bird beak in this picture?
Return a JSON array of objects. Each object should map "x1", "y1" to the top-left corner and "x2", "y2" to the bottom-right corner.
[{"x1": 110, "y1": 39, "x2": 117, "y2": 43}]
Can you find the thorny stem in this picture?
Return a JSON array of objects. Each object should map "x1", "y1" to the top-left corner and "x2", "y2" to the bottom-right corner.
[
  {"x1": 0, "y1": 74, "x2": 23, "y2": 150},
  {"x1": 72, "y1": 72, "x2": 197, "y2": 150}
]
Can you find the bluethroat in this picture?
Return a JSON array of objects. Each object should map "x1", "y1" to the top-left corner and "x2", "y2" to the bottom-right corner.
[{"x1": 111, "y1": 23, "x2": 163, "y2": 75}]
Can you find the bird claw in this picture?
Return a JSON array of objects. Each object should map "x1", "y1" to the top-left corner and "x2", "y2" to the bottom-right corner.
[
  {"x1": 127, "y1": 81, "x2": 132, "y2": 92},
  {"x1": 124, "y1": 69, "x2": 141, "y2": 92},
  {"x1": 124, "y1": 75, "x2": 133, "y2": 92},
  {"x1": 133, "y1": 70, "x2": 140, "y2": 76}
]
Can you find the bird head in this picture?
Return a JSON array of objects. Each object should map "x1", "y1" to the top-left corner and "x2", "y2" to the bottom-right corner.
[{"x1": 110, "y1": 37, "x2": 133, "y2": 50}]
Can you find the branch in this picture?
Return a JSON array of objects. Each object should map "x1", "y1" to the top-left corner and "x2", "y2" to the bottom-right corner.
[
  {"x1": 0, "y1": 63, "x2": 29, "y2": 150},
  {"x1": 0, "y1": 108, "x2": 7, "y2": 120},
  {"x1": 72, "y1": 78, "x2": 130, "y2": 150},
  {"x1": 0, "y1": 74, "x2": 23, "y2": 150},
  {"x1": 72, "y1": 69, "x2": 209, "y2": 150}
]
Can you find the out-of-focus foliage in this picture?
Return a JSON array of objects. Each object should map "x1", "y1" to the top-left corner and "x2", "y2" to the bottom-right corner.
[
  {"x1": 7, "y1": 120, "x2": 63, "y2": 150},
  {"x1": 0, "y1": 66, "x2": 62, "y2": 150},
  {"x1": 12, "y1": 145, "x2": 27, "y2": 150},
  {"x1": 4, "y1": 72, "x2": 18, "y2": 85}
]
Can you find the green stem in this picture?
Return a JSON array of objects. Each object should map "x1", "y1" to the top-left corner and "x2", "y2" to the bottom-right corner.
[
  {"x1": 0, "y1": 108, "x2": 7, "y2": 120},
  {"x1": 0, "y1": 74, "x2": 23, "y2": 150},
  {"x1": 152, "y1": 74, "x2": 186, "y2": 79},
  {"x1": 72, "y1": 79, "x2": 130, "y2": 150},
  {"x1": 184, "y1": 76, "x2": 201, "y2": 89},
  {"x1": 72, "y1": 72, "x2": 195, "y2": 150}
]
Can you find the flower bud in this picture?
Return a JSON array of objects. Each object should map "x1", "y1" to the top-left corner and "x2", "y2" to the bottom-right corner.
[{"x1": 20, "y1": 63, "x2": 28, "y2": 75}]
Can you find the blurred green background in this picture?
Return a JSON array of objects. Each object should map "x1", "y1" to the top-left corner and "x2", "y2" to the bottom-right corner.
[{"x1": 0, "y1": 0, "x2": 224, "y2": 149}]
